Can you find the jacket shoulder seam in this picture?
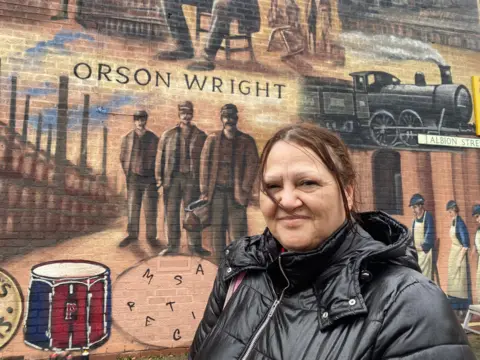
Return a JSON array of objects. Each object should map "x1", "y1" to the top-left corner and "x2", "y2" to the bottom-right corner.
[{"x1": 381, "y1": 278, "x2": 421, "y2": 319}]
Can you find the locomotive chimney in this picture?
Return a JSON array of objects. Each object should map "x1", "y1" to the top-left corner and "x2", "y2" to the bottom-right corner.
[
  {"x1": 415, "y1": 72, "x2": 426, "y2": 86},
  {"x1": 438, "y1": 65, "x2": 452, "y2": 84}
]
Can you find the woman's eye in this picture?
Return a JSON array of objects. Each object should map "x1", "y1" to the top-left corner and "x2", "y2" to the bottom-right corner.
[
  {"x1": 265, "y1": 183, "x2": 279, "y2": 190},
  {"x1": 299, "y1": 180, "x2": 318, "y2": 186}
]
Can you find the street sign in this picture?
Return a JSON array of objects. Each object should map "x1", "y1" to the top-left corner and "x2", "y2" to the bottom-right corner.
[{"x1": 418, "y1": 134, "x2": 480, "y2": 148}]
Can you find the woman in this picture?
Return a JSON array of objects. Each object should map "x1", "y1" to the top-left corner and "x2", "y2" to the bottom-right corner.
[
  {"x1": 446, "y1": 200, "x2": 472, "y2": 312},
  {"x1": 409, "y1": 193, "x2": 436, "y2": 281},
  {"x1": 189, "y1": 124, "x2": 475, "y2": 360},
  {"x1": 473, "y1": 204, "x2": 480, "y2": 303}
]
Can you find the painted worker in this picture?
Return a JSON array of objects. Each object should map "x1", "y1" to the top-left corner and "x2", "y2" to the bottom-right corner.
[
  {"x1": 157, "y1": 0, "x2": 260, "y2": 71},
  {"x1": 157, "y1": 101, "x2": 211, "y2": 257},
  {"x1": 318, "y1": 0, "x2": 332, "y2": 54},
  {"x1": 473, "y1": 204, "x2": 480, "y2": 303},
  {"x1": 199, "y1": 104, "x2": 259, "y2": 262},
  {"x1": 51, "y1": 0, "x2": 69, "y2": 20},
  {"x1": 409, "y1": 193, "x2": 435, "y2": 280},
  {"x1": 446, "y1": 200, "x2": 472, "y2": 312},
  {"x1": 119, "y1": 110, "x2": 160, "y2": 248}
]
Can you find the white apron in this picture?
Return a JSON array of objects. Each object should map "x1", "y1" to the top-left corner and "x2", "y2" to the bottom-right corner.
[
  {"x1": 447, "y1": 219, "x2": 468, "y2": 299},
  {"x1": 413, "y1": 214, "x2": 433, "y2": 280}
]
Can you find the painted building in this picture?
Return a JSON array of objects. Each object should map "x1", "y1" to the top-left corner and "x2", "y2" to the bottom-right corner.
[{"x1": 0, "y1": 0, "x2": 479, "y2": 358}]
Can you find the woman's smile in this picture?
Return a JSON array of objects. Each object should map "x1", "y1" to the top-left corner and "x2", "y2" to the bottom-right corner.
[{"x1": 277, "y1": 215, "x2": 310, "y2": 227}]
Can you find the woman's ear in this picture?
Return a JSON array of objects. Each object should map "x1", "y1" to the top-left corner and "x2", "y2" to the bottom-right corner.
[{"x1": 345, "y1": 185, "x2": 354, "y2": 210}]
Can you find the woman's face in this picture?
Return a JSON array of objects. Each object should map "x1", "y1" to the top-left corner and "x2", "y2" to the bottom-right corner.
[
  {"x1": 448, "y1": 209, "x2": 457, "y2": 219},
  {"x1": 259, "y1": 141, "x2": 353, "y2": 252}
]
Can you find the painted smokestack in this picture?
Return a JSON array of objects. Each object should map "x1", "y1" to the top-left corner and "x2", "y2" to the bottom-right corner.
[
  {"x1": 55, "y1": 76, "x2": 68, "y2": 163},
  {"x1": 36, "y1": 113, "x2": 43, "y2": 152},
  {"x1": 79, "y1": 94, "x2": 90, "y2": 174},
  {"x1": 438, "y1": 65, "x2": 452, "y2": 85},
  {"x1": 102, "y1": 125, "x2": 108, "y2": 182},
  {"x1": 22, "y1": 95, "x2": 30, "y2": 144},
  {"x1": 55, "y1": 76, "x2": 69, "y2": 186},
  {"x1": 415, "y1": 72, "x2": 426, "y2": 86},
  {"x1": 46, "y1": 124, "x2": 53, "y2": 161},
  {"x1": 9, "y1": 76, "x2": 17, "y2": 133}
]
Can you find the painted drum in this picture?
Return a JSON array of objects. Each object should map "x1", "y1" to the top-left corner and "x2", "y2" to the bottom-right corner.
[
  {"x1": 0, "y1": 268, "x2": 24, "y2": 349},
  {"x1": 24, "y1": 260, "x2": 112, "y2": 351}
]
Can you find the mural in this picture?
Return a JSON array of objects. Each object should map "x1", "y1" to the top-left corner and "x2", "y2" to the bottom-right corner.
[
  {"x1": 23, "y1": 260, "x2": 112, "y2": 356},
  {"x1": 298, "y1": 63, "x2": 475, "y2": 150},
  {"x1": 0, "y1": 268, "x2": 23, "y2": 349},
  {"x1": 445, "y1": 200, "x2": 473, "y2": 312},
  {"x1": 0, "y1": 0, "x2": 479, "y2": 358},
  {"x1": 475, "y1": 204, "x2": 480, "y2": 303},
  {"x1": 112, "y1": 255, "x2": 217, "y2": 348},
  {"x1": 337, "y1": 0, "x2": 480, "y2": 51},
  {"x1": 119, "y1": 110, "x2": 160, "y2": 249},
  {"x1": 155, "y1": 101, "x2": 209, "y2": 257}
]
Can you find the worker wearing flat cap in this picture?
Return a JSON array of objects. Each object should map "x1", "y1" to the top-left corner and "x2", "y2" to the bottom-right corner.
[
  {"x1": 409, "y1": 193, "x2": 435, "y2": 280},
  {"x1": 445, "y1": 200, "x2": 472, "y2": 311},
  {"x1": 157, "y1": 101, "x2": 211, "y2": 257},
  {"x1": 199, "y1": 104, "x2": 259, "y2": 263},
  {"x1": 472, "y1": 204, "x2": 480, "y2": 303},
  {"x1": 119, "y1": 110, "x2": 160, "y2": 248}
]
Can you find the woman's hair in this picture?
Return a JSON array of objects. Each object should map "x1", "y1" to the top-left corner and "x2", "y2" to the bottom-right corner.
[{"x1": 257, "y1": 123, "x2": 359, "y2": 227}]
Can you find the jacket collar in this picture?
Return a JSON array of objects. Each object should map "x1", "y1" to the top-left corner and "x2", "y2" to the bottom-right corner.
[
  {"x1": 175, "y1": 123, "x2": 199, "y2": 135},
  {"x1": 224, "y1": 211, "x2": 419, "y2": 330}
]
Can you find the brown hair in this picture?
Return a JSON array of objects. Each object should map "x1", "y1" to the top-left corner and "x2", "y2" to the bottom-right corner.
[{"x1": 258, "y1": 123, "x2": 359, "y2": 228}]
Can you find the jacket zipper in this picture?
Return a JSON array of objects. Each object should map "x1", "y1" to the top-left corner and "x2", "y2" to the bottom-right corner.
[{"x1": 240, "y1": 255, "x2": 290, "y2": 360}]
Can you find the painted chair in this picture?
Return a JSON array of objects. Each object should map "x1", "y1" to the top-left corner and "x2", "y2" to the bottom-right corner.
[
  {"x1": 195, "y1": 7, "x2": 256, "y2": 62},
  {"x1": 462, "y1": 305, "x2": 480, "y2": 335}
]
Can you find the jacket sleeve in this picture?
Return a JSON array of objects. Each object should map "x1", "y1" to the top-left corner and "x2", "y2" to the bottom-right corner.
[
  {"x1": 189, "y1": 265, "x2": 229, "y2": 360},
  {"x1": 475, "y1": 230, "x2": 480, "y2": 252},
  {"x1": 120, "y1": 135, "x2": 128, "y2": 175},
  {"x1": 193, "y1": 131, "x2": 207, "y2": 181},
  {"x1": 242, "y1": 135, "x2": 260, "y2": 194},
  {"x1": 456, "y1": 217, "x2": 470, "y2": 248},
  {"x1": 373, "y1": 279, "x2": 476, "y2": 360},
  {"x1": 199, "y1": 135, "x2": 214, "y2": 198},
  {"x1": 422, "y1": 211, "x2": 435, "y2": 253},
  {"x1": 156, "y1": 131, "x2": 167, "y2": 186}
]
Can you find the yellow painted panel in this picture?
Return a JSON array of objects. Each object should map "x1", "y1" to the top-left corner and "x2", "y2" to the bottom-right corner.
[{"x1": 472, "y1": 76, "x2": 480, "y2": 136}]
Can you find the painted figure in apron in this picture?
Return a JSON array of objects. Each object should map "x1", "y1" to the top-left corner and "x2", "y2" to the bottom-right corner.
[
  {"x1": 446, "y1": 200, "x2": 472, "y2": 311},
  {"x1": 409, "y1": 193, "x2": 435, "y2": 280},
  {"x1": 472, "y1": 204, "x2": 480, "y2": 303}
]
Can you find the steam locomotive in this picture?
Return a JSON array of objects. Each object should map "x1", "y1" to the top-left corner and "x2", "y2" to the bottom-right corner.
[{"x1": 298, "y1": 65, "x2": 475, "y2": 147}]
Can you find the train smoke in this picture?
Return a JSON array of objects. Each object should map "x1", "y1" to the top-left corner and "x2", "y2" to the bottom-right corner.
[{"x1": 340, "y1": 32, "x2": 447, "y2": 65}]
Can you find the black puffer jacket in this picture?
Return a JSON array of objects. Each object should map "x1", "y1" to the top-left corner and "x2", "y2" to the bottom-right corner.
[{"x1": 189, "y1": 212, "x2": 476, "y2": 359}]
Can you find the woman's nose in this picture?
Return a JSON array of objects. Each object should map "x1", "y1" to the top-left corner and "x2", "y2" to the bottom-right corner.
[{"x1": 277, "y1": 188, "x2": 301, "y2": 209}]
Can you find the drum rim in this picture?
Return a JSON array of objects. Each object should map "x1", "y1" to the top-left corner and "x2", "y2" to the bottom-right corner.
[
  {"x1": 31, "y1": 260, "x2": 109, "y2": 279},
  {"x1": 0, "y1": 267, "x2": 24, "y2": 349}
]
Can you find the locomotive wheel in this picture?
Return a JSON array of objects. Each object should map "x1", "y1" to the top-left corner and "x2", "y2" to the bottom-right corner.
[
  {"x1": 368, "y1": 111, "x2": 398, "y2": 147},
  {"x1": 398, "y1": 110, "x2": 423, "y2": 147}
]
